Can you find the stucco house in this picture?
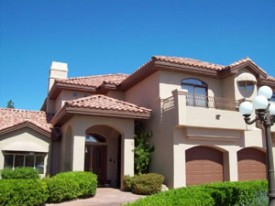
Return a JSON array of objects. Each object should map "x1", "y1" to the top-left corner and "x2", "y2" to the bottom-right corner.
[{"x1": 1, "y1": 55, "x2": 275, "y2": 189}]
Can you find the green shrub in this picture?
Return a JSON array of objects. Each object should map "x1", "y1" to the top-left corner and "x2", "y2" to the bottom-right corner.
[
  {"x1": 46, "y1": 171, "x2": 97, "y2": 203},
  {"x1": 1, "y1": 167, "x2": 39, "y2": 179},
  {"x1": 0, "y1": 179, "x2": 48, "y2": 206},
  {"x1": 45, "y1": 176, "x2": 79, "y2": 203},
  {"x1": 205, "y1": 180, "x2": 268, "y2": 206},
  {"x1": 127, "y1": 180, "x2": 267, "y2": 206},
  {"x1": 131, "y1": 173, "x2": 164, "y2": 195},
  {"x1": 123, "y1": 175, "x2": 134, "y2": 191},
  {"x1": 55, "y1": 171, "x2": 97, "y2": 197}
]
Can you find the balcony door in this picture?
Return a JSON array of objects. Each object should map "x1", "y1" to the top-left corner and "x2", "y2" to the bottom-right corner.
[{"x1": 181, "y1": 78, "x2": 207, "y2": 107}]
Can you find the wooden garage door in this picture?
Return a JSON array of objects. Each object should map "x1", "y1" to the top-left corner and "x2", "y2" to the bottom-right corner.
[
  {"x1": 238, "y1": 148, "x2": 266, "y2": 181},
  {"x1": 186, "y1": 146, "x2": 224, "y2": 185}
]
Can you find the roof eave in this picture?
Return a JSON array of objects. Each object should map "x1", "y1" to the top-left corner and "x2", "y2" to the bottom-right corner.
[
  {"x1": 52, "y1": 106, "x2": 151, "y2": 126},
  {"x1": 48, "y1": 82, "x2": 97, "y2": 99},
  {"x1": 0, "y1": 121, "x2": 51, "y2": 137}
]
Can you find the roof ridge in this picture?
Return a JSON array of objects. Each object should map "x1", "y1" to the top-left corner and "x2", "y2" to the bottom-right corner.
[
  {"x1": 0, "y1": 108, "x2": 46, "y2": 114},
  {"x1": 63, "y1": 73, "x2": 129, "y2": 81}
]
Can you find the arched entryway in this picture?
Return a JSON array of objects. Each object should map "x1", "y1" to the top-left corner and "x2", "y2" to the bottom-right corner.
[
  {"x1": 237, "y1": 147, "x2": 266, "y2": 181},
  {"x1": 186, "y1": 146, "x2": 224, "y2": 185},
  {"x1": 84, "y1": 125, "x2": 121, "y2": 187}
]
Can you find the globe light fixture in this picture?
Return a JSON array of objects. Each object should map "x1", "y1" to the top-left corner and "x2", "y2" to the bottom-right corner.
[{"x1": 239, "y1": 85, "x2": 275, "y2": 206}]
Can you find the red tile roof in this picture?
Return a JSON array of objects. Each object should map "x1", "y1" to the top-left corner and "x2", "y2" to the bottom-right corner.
[
  {"x1": 153, "y1": 56, "x2": 224, "y2": 70},
  {"x1": 0, "y1": 108, "x2": 52, "y2": 133},
  {"x1": 65, "y1": 95, "x2": 151, "y2": 115},
  {"x1": 55, "y1": 74, "x2": 129, "y2": 88}
]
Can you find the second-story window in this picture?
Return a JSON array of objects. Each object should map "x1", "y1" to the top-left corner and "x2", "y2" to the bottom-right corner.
[{"x1": 181, "y1": 78, "x2": 208, "y2": 107}]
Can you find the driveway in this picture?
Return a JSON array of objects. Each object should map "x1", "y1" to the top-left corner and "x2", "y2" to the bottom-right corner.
[{"x1": 46, "y1": 188, "x2": 145, "y2": 206}]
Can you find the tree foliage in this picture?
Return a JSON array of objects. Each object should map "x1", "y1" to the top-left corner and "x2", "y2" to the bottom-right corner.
[
  {"x1": 134, "y1": 123, "x2": 154, "y2": 174},
  {"x1": 6, "y1": 100, "x2": 14, "y2": 109}
]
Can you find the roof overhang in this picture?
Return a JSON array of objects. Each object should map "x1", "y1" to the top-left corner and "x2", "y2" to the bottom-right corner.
[
  {"x1": 48, "y1": 82, "x2": 97, "y2": 99},
  {"x1": 51, "y1": 106, "x2": 151, "y2": 126},
  {"x1": 0, "y1": 121, "x2": 51, "y2": 138}
]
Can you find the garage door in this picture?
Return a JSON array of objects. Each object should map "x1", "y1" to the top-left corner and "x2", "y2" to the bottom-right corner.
[
  {"x1": 186, "y1": 146, "x2": 224, "y2": 185},
  {"x1": 238, "y1": 148, "x2": 266, "y2": 181}
]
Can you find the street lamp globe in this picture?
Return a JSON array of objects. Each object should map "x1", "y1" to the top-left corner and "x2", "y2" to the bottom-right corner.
[
  {"x1": 258, "y1": 85, "x2": 273, "y2": 99},
  {"x1": 269, "y1": 103, "x2": 275, "y2": 116},
  {"x1": 253, "y1": 95, "x2": 269, "y2": 110},
  {"x1": 239, "y1": 101, "x2": 253, "y2": 116}
]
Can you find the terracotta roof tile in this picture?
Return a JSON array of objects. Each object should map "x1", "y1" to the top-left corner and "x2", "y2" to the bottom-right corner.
[
  {"x1": 66, "y1": 95, "x2": 151, "y2": 115},
  {"x1": 0, "y1": 108, "x2": 53, "y2": 133},
  {"x1": 56, "y1": 74, "x2": 129, "y2": 88},
  {"x1": 153, "y1": 55, "x2": 224, "y2": 70}
]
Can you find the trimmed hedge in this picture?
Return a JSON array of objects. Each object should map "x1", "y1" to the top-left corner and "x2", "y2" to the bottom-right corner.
[
  {"x1": 0, "y1": 179, "x2": 48, "y2": 206},
  {"x1": 1, "y1": 167, "x2": 39, "y2": 179},
  {"x1": 127, "y1": 180, "x2": 268, "y2": 206},
  {"x1": 46, "y1": 171, "x2": 97, "y2": 203},
  {"x1": 125, "y1": 173, "x2": 164, "y2": 195}
]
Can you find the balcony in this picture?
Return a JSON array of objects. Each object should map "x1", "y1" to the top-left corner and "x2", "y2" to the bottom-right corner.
[{"x1": 161, "y1": 89, "x2": 248, "y2": 130}]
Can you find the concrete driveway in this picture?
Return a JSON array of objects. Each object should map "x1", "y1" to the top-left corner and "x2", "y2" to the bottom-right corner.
[{"x1": 46, "y1": 188, "x2": 145, "y2": 206}]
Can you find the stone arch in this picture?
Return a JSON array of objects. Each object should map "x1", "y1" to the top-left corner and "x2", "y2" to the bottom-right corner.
[{"x1": 84, "y1": 125, "x2": 122, "y2": 187}]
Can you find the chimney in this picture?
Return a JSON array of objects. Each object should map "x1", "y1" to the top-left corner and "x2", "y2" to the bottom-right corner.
[{"x1": 48, "y1": 61, "x2": 68, "y2": 93}]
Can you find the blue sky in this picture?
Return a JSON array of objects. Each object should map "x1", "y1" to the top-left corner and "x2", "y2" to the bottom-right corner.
[{"x1": 0, "y1": 0, "x2": 274, "y2": 110}]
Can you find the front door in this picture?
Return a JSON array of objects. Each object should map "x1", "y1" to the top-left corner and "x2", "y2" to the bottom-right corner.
[{"x1": 92, "y1": 145, "x2": 107, "y2": 185}]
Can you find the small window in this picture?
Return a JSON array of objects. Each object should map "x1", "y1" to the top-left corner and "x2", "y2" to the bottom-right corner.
[
  {"x1": 3, "y1": 152, "x2": 46, "y2": 174},
  {"x1": 238, "y1": 82, "x2": 254, "y2": 91},
  {"x1": 72, "y1": 92, "x2": 78, "y2": 98},
  {"x1": 85, "y1": 134, "x2": 106, "y2": 143},
  {"x1": 271, "y1": 93, "x2": 275, "y2": 102},
  {"x1": 238, "y1": 81, "x2": 255, "y2": 98}
]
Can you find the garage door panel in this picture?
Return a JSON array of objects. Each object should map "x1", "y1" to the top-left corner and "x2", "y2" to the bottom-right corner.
[
  {"x1": 238, "y1": 148, "x2": 266, "y2": 181},
  {"x1": 186, "y1": 146, "x2": 224, "y2": 186}
]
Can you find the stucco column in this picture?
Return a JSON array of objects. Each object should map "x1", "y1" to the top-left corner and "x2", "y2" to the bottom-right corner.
[
  {"x1": 173, "y1": 128, "x2": 186, "y2": 188},
  {"x1": 172, "y1": 89, "x2": 187, "y2": 125},
  {"x1": 121, "y1": 133, "x2": 135, "y2": 188},
  {"x1": 72, "y1": 132, "x2": 85, "y2": 171},
  {"x1": 227, "y1": 150, "x2": 238, "y2": 181}
]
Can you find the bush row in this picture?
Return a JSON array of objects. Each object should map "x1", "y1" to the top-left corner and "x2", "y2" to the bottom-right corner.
[
  {"x1": 0, "y1": 170, "x2": 97, "y2": 206},
  {"x1": 123, "y1": 173, "x2": 164, "y2": 195},
  {"x1": 1, "y1": 167, "x2": 39, "y2": 179},
  {"x1": 127, "y1": 180, "x2": 268, "y2": 206}
]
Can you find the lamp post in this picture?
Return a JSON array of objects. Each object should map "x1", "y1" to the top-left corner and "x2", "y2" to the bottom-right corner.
[{"x1": 239, "y1": 86, "x2": 275, "y2": 206}]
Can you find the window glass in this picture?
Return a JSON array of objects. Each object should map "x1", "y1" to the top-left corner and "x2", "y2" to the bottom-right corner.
[
  {"x1": 4, "y1": 155, "x2": 13, "y2": 168},
  {"x1": 86, "y1": 134, "x2": 106, "y2": 143},
  {"x1": 14, "y1": 155, "x2": 24, "y2": 167},
  {"x1": 271, "y1": 93, "x2": 275, "y2": 102},
  {"x1": 238, "y1": 81, "x2": 255, "y2": 98},
  {"x1": 182, "y1": 78, "x2": 207, "y2": 107},
  {"x1": 25, "y1": 155, "x2": 35, "y2": 168},
  {"x1": 35, "y1": 156, "x2": 45, "y2": 174}
]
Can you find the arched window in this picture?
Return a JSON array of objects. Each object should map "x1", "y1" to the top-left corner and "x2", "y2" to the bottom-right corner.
[
  {"x1": 181, "y1": 78, "x2": 208, "y2": 107},
  {"x1": 85, "y1": 134, "x2": 106, "y2": 143}
]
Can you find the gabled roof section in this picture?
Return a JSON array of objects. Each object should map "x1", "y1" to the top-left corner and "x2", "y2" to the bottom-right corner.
[
  {"x1": 51, "y1": 95, "x2": 151, "y2": 125},
  {"x1": 153, "y1": 56, "x2": 224, "y2": 70},
  {"x1": 224, "y1": 57, "x2": 267, "y2": 78},
  {"x1": 120, "y1": 56, "x2": 270, "y2": 90},
  {"x1": 0, "y1": 108, "x2": 53, "y2": 137},
  {"x1": 49, "y1": 74, "x2": 129, "y2": 99}
]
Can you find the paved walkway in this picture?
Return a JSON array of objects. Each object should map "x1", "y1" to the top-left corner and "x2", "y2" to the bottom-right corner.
[{"x1": 46, "y1": 188, "x2": 145, "y2": 206}]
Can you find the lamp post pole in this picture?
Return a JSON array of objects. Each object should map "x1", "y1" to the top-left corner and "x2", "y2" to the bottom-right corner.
[
  {"x1": 240, "y1": 86, "x2": 275, "y2": 206},
  {"x1": 264, "y1": 113, "x2": 275, "y2": 205}
]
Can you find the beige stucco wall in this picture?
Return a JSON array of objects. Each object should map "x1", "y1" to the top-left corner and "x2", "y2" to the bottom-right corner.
[
  {"x1": 0, "y1": 127, "x2": 50, "y2": 176},
  {"x1": 55, "y1": 90, "x2": 93, "y2": 113}
]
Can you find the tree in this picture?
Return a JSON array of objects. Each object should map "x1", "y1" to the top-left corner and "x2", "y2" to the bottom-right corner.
[
  {"x1": 7, "y1": 100, "x2": 15, "y2": 109},
  {"x1": 134, "y1": 123, "x2": 154, "y2": 174}
]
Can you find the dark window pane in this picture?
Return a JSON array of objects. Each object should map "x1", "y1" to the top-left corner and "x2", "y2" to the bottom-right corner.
[
  {"x1": 14, "y1": 155, "x2": 24, "y2": 167},
  {"x1": 4, "y1": 154, "x2": 13, "y2": 168},
  {"x1": 25, "y1": 155, "x2": 35, "y2": 168},
  {"x1": 182, "y1": 78, "x2": 206, "y2": 86},
  {"x1": 35, "y1": 156, "x2": 45, "y2": 174}
]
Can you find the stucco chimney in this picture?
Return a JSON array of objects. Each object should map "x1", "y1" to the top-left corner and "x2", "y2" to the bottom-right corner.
[{"x1": 48, "y1": 61, "x2": 68, "y2": 92}]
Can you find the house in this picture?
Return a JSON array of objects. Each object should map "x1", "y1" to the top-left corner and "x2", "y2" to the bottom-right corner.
[{"x1": 1, "y1": 56, "x2": 275, "y2": 189}]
